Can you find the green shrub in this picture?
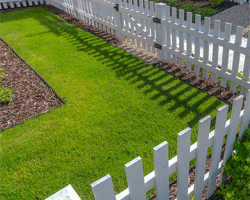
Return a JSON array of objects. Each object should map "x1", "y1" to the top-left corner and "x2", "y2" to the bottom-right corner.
[
  {"x1": 168, "y1": 0, "x2": 182, "y2": 6},
  {"x1": 209, "y1": 0, "x2": 224, "y2": 7},
  {"x1": 218, "y1": 129, "x2": 250, "y2": 200},
  {"x1": 181, "y1": 3, "x2": 199, "y2": 12},
  {"x1": 196, "y1": 7, "x2": 217, "y2": 16},
  {"x1": 0, "y1": 86, "x2": 14, "y2": 104}
]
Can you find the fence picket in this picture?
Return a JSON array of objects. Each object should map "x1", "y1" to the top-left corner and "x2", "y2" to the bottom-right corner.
[
  {"x1": 206, "y1": 104, "x2": 229, "y2": 199},
  {"x1": 220, "y1": 23, "x2": 232, "y2": 88},
  {"x1": 125, "y1": 157, "x2": 146, "y2": 200},
  {"x1": 150, "y1": 1, "x2": 156, "y2": 54},
  {"x1": 230, "y1": 26, "x2": 243, "y2": 92},
  {"x1": 177, "y1": 127, "x2": 191, "y2": 199},
  {"x1": 153, "y1": 141, "x2": 169, "y2": 200},
  {"x1": 241, "y1": 32, "x2": 250, "y2": 96},
  {"x1": 202, "y1": 17, "x2": 210, "y2": 79},
  {"x1": 220, "y1": 95, "x2": 243, "y2": 184},
  {"x1": 155, "y1": 3, "x2": 166, "y2": 61},
  {"x1": 186, "y1": 12, "x2": 192, "y2": 71},
  {"x1": 193, "y1": 115, "x2": 211, "y2": 200},
  {"x1": 179, "y1": 9, "x2": 184, "y2": 67},
  {"x1": 211, "y1": 20, "x2": 220, "y2": 83},
  {"x1": 165, "y1": 6, "x2": 171, "y2": 61},
  {"x1": 194, "y1": 14, "x2": 201, "y2": 75},
  {"x1": 91, "y1": 174, "x2": 116, "y2": 200},
  {"x1": 239, "y1": 89, "x2": 250, "y2": 137},
  {"x1": 145, "y1": 0, "x2": 151, "y2": 52},
  {"x1": 171, "y1": 7, "x2": 177, "y2": 64}
]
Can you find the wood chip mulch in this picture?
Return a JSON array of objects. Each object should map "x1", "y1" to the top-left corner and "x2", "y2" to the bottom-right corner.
[
  {"x1": 0, "y1": 4, "x2": 242, "y2": 200},
  {"x1": 0, "y1": 38, "x2": 64, "y2": 131}
]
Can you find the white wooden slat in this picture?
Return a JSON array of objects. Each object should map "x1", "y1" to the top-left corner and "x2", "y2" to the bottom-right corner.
[
  {"x1": 9, "y1": 2, "x2": 14, "y2": 8},
  {"x1": 220, "y1": 23, "x2": 232, "y2": 88},
  {"x1": 155, "y1": 3, "x2": 166, "y2": 61},
  {"x1": 220, "y1": 95, "x2": 243, "y2": 184},
  {"x1": 165, "y1": 6, "x2": 171, "y2": 61},
  {"x1": 193, "y1": 115, "x2": 211, "y2": 200},
  {"x1": 145, "y1": 0, "x2": 150, "y2": 52},
  {"x1": 34, "y1": 0, "x2": 38, "y2": 5},
  {"x1": 206, "y1": 104, "x2": 229, "y2": 199},
  {"x1": 178, "y1": 9, "x2": 184, "y2": 67},
  {"x1": 28, "y1": 1, "x2": 33, "y2": 6},
  {"x1": 133, "y1": 0, "x2": 140, "y2": 48},
  {"x1": 140, "y1": 0, "x2": 146, "y2": 50},
  {"x1": 153, "y1": 141, "x2": 169, "y2": 200},
  {"x1": 202, "y1": 17, "x2": 210, "y2": 79},
  {"x1": 40, "y1": 0, "x2": 44, "y2": 5},
  {"x1": 130, "y1": 0, "x2": 136, "y2": 45},
  {"x1": 0, "y1": 4, "x2": 2, "y2": 9},
  {"x1": 186, "y1": 12, "x2": 192, "y2": 71},
  {"x1": 3, "y1": 2, "x2": 7, "y2": 8},
  {"x1": 150, "y1": 1, "x2": 155, "y2": 54},
  {"x1": 211, "y1": 20, "x2": 220, "y2": 83},
  {"x1": 194, "y1": 14, "x2": 201, "y2": 75},
  {"x1": 125, "y1": 157, "x2": 146, "y2": 200},
  {"x1": 240, "y1": 30, "x2": 250, "y2": 97},
  {"x1": 15, "y1": 1, "x2": 21, "y2": 7},
  {"x1": 230, "y1": 26, "x2": 243, "y2": 92},
  {"x1": 177, "y1": 127, "x2": 191, "y2": 199},
  {"x1": 89, "y1": 0, "x2": 94, "y2": 26},
  {"x1": 239, "y1": 89, "x2": 250, "y2": 137},
  {"x1": 171, "y1": 7, "x2": 177, "y2": 64},
  {"x1": 91, "y1": 174, "x2": 116, "y2": 200}
]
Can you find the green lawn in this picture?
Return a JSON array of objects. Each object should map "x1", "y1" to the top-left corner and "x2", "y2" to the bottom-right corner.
[{"x1": 0, "y1": 8, "x2": 231, "y2": 200}]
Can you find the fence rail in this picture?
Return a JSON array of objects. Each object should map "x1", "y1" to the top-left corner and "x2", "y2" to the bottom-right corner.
[{"x1": 91, "y1": 89, "x2": 250, "y2": 200}]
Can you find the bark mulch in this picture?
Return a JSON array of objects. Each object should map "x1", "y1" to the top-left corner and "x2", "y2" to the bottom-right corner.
[
  {"x1": 0, "y1": 38, "x2": 64, "y2": 131},
  {"x1": 0, "y1": 4, "x2": 243, "y2": 200}
]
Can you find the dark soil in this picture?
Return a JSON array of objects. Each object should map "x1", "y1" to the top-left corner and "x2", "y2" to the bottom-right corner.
[{"x1": 0, "y1": 4, "x2": 243, "y2": 199}]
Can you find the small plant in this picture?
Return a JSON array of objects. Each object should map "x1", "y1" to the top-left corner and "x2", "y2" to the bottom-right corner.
[
  {"x1": 218, "y1": 129, "x2": 250, "y2": 200},
  {"x1": 181, "y1": 3, "x2": 199, "y2": 12},
  {"x1": 0, "y1": 86, "x2": 14, "y2": 103},
  {"x1": 0, "y1": 68, "x2": 7, "y2": 81},
  {"x1": 196, "y1": 7, "x2": 217, "y2": 16},
  {"x1": 168, "y1": 0, "x2": 182, "y2": 6},
  {"x1": 209, "y1": 0, "x2": 224, "y2": 7}
]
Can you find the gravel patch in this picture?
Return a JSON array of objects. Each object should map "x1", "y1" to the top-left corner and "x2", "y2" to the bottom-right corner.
[{"x1": 202, "y1": 4, "x2": 250, "y2": 35}]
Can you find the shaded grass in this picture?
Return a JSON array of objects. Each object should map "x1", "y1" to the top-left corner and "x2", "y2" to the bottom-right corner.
[{"x1": 0, "y1": 8, "x2": 231, "y2": 199}]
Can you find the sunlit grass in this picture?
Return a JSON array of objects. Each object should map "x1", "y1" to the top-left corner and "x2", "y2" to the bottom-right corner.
[{"x1": 0, "y1": 8, "x2": 231, "y2": 200}]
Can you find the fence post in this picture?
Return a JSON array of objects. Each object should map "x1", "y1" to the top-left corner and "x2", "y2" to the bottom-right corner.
[
  {"x1": 206, "y1": 105, "x2": 229, "y2": 199},
  {"x1": 91, "y1": 174, "x2": 116, "y2": 200},
  {"x1": 241, "y1": 31, "x2": 250, "y2": 97},
  {"x1": 153, "y1": 141, "x2": 169, "y2": 200},
  {"x1": 239, "y1": 89, "x2": 250, "y2": 137},
  {"x1": 220, "y1": 95, "x2": 243, "y2": 185},
  {"x1": 194, "y1": 115, "x2": 211, "y2": 200},
  {"x1": 177, "y1": 127, "x2": 191, "y2": 200},
  {"x1": 125, "y1": 157, "x2": 146, "y2": 200},
  {"x1": 155, "y1": 3, "x2": 167, "y2": 61},
  {"x1": 114, "y1": 0, "x2": 123, "y2": 41}
]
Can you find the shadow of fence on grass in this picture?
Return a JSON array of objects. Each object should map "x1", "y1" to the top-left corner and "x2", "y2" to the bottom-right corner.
[{"x1": 1, "y1": 8, "x2": 232, "y2": 134}]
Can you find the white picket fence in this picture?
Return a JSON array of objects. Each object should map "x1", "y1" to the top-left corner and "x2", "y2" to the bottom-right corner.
[
  {"x1": 1, "y1": 0, "x2": 250, "y2": 96},
  {"x1": 0, "y1": 0, "x2": 49, "y2": 9},
  {"x1": 39, "y1": 0, "x2": 250, "y2": 97},
  {"x1": 91, "y1": 89, "x2": 250, "y2": 200}
]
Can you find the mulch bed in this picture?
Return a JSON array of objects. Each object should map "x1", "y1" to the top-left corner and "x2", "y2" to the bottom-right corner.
[
  {"x1": 0, "y1": 38, "x2": 64, "y2": 131},
  {"x1": 0, "y1": 4, "x2": 243, "y2": 199}
]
